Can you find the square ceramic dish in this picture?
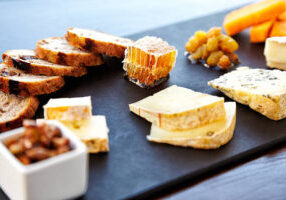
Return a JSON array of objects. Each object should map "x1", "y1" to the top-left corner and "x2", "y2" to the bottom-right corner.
[{"x1": 0, "y1": 120, "x2": 88, "y2": 200}]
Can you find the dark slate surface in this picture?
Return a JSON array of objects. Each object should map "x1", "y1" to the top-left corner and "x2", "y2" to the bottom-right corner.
[{"x1": 1, "y1": 10, "x2": 286, "y2": 200}]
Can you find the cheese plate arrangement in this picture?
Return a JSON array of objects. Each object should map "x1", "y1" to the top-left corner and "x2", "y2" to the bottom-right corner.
[{"x1": 1, "y1": 0, "x2": 286, "y2": 199}]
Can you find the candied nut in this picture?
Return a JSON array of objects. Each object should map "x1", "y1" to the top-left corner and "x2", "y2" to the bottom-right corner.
[
  {"x1": 206, "y1": 51, "x2": 224, "y2": 67},
  {"x1": 218, "y1": 55, "x2": 231, "y2": 70},
  {"x1": 5, "y1": 120, "x2": 72, "y2": 165},
  {"x1": 24, "y1": 128, "x2": 39, "y2": 144},
  {"x1": 52, "y1": 137, "x2": 70, "y2": 148},
  {"x1": 26, "y1": 147, "x2": 50, "y2": 161},
  {"x1": 18, "y1": 155, "x2": 31, "y2": 165},
  {"x1": 56, "y1": 146, "x2": 71, "y2": 155},
  {"x1": 21, "y1": 138, "x2": 33, "y2": 149},
  {"x1": 9, "y1": 142, "x2": 24, "y2": 155},
  {"x1": 23, "y1": 119, "x2": 37, "y2": 128}
]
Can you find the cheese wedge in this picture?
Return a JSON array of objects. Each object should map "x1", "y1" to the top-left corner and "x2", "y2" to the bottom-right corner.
[
  {"x1": 44, "y1": 97, "x2": 109, "y2": 153},
  {"x1": 44, "y1": 96, "x2": 92, "y2": 128},
  {"x1": 208, "y1": 67, "x2": 286, "y2": 120},
  {"x1": 67, "y1": 115, "x2": 109, "y2": 153},
  {"x1": 264, "y1": 37, "x2": 286, "y2": 70},
  {"x1": 129, "y1": 85, "x2": 226, "y2": 131},
  {"x1": 148, "y1": 102, "x2": 236, "y2": 149}
]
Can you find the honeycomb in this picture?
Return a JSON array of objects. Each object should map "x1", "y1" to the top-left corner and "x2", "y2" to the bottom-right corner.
[{"x1": 123, "y1": 36, "x2": 177, "y2": 87}]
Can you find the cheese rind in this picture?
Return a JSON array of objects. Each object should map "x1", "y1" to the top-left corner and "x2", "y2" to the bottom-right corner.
[
  {"x1": 147, "y1": 102, "x2": 236, "y2": 149},
  {"x1": 43, "y1": 96, "x2": 92, "y2": 128},
  {"x1": 264, "y1": 37, "x2": 286, "y2": 70},
  {"x1": 208, "y1": 67, "x2": 286, "y2": 120},
  {"x1": 129, "y1": 85, "x2": 226, "y2": 131}
]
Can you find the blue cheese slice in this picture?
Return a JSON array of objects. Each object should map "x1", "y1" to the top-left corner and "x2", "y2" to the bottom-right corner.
[
  {"x1": 208, "y1": 66, "x2": 286, "y2": 120},
  {"x1": 129, "y1": 85, "x2": 226, "y2": 131},
  {"x1": 148, "y1": 102, "x2": 236, "y2": 149}
]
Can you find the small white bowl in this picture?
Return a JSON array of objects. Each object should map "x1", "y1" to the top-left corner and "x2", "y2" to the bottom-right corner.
[{"x1": 0, "y1": 120, "x2": 88, "y2": 200}]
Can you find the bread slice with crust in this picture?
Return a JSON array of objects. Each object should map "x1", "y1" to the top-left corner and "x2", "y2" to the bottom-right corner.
[
  {"x1": 3, "y1": 49, "x2": 87, "y2": 77},
  {"x1": 0, "y1": 91, "x2": 39, "y2": 132},
  {"x1": 0, "y1": 63, "x2": 64, "y2": 96},
  {"x1": 35, "y1": 37, "x2": 103, "y2": 67},
  {"x1": 66, "y1": 27, "x2": 133, "y2": 58}
]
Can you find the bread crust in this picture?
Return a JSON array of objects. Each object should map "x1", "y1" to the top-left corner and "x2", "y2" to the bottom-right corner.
[
  {"x1": 66, "y1": 28, "x2": 133, "y2": 58},
  {"x1": 3, "y1": 50, "x2": 87, "y2": 77},
  {"x1": 35, "y1": 37, "x2": 103, "y2": 67},
  {"x1": 0, "y1": 64, "x2": 65, "y2": 96},
  {"x1": 0, "y1": 94, "x2": 39, "y2": 132}
]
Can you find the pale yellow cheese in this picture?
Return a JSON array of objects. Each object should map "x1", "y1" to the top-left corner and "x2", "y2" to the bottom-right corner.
[
  {"x1": 147, "y1": 102, "x2": 236, "y2": 149},
  {"x1": 44, "y1": 96, "x2": 92, "y2": 128},
  {"x1": 129, "y1": 85, "x2": 226, "y2": 131},
  {"x1": 67, "y1": 116, "x2": 109, "y2": 153},
  {"x1": 264, "y1": 37, "x2": 286, "y2": 70}
]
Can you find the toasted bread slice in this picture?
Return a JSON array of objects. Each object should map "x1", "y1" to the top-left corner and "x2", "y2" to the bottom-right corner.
[
  {"x1": 35, "y1": 37, "x2": 103, "y2": 67},
  {"x1": 0, "y1": 91, "x2": 39, "y2": 132},
  {"x1": 66, "y1": 27, "x2": 133, "y2": 58},
  {"x1": 147, "y1": 102, "x2": 236, "y2": 149},
  {"x1": 208, "y1": 67, "x2": 286, "y2": 120},
  {"x1": 3, "y1": 49, "x2": 87, "y2": 77},
  {"x1": 129, "y1": 85, "x2": 226, "y2": 131},
  {"x1": 0, "y1": 63, "x2": 64, "y2": 96}
]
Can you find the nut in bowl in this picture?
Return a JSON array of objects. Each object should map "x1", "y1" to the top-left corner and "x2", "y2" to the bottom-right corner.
[{"x1": 0, "y1": 120, "x2": 88, "y2": 200}]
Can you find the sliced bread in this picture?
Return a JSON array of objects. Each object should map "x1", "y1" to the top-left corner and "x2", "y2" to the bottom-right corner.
[
  {"x1": 66, "y1": 27, "x2": 133, "y2": 58},
  {"x1": 0, "y1": 63, "x2": 64, "y2": 96},
  {"x1": 0, "y1": 91, "x2": 39, "y2": 132},
  {"x1": 35, "y1": 37, "x2": 103, "y2": 67},
  {"x1": 147, "y1": 102, "x2": 236, "y2": 149},
  {"x1": 3, "y1": 49, "x2": 87, "y2": 77},
  {"x1": 129, "y1": 85, "x2": 226, "y2": 131}
]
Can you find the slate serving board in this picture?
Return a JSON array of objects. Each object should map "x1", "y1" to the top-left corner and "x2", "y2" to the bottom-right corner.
[{"x1": 1, "y1": 10, "x2": 286, "y2": 200}]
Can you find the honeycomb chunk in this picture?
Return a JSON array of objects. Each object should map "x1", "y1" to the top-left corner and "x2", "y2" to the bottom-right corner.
[{"x1": 123, "y1": 36, "x2": 177, "y2": 87}]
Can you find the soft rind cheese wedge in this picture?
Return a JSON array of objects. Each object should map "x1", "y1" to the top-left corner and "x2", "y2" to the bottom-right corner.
[
  {"x1": 264, "y1": 37, "x2": 286, "y2": 70},
  {"x1": 44, "y1": 96, "x2": 92, "y2": 128},
  {"x1": 147, "y1": 102, "x2": 236, "y2": 149},
  {"x1": 67, "y1": 115, "x2": 109, "y2": 153},
  {"x1": 208, "y1": 67, "x2": 286, "y2": 120},
  {"x1": 129, "y1": 85, "x2": 226, "y2": 131}
]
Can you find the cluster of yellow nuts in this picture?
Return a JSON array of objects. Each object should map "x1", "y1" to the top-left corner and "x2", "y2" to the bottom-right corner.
[{"x1": 185, "y1": 27, "x2": 239, "y2": 69}]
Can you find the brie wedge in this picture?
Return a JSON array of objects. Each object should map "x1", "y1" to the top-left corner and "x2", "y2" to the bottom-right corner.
[
  {"x1": 264, "y1": 37, "x2": 286, "y2": 70},
  {"x1": 129, "y1": 85, "x2": 226, "y2": 131},
  {"x1": 147, "y1": 102, "x2": 236, "y2": 149},
  {"x1": 208, "y1": 67, "x2": 286, "y2": 120}
]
